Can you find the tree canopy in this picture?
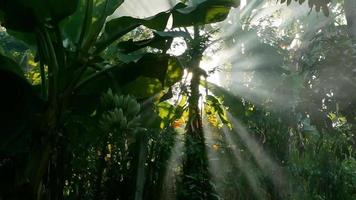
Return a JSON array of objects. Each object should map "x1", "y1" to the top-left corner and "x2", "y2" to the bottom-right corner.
[{"x1": 0, "y1": 0, "x2": 355, "y2": 200}]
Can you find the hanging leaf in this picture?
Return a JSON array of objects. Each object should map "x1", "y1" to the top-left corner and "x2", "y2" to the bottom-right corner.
[
  {"x1": 48, "y1": 0, "x2": 79, "y2": 22},
  {"x1": 95, "y1": 12, "x2": 171, "y2": 53},
  {"x1": 60, "y1": 0, "x2": 87, "y2": 45},
  {"x1": 206, "y1": 81, "x2": 246, "y2": 122},
  {"x1": 156, "y1": 102, "x2": 176, "y2": 128},
  {"x1": 5, "y1": 30, "x2": 37, "y2": 48},
  {"x1": 0, "y1": 55, "x2": 43, "y2": 148},
  {"x1": 0, "y1": 0, "x2": 79, "y2": 32},
  {"x1": 322, "y1": 5, "x2": 329, "y2": 17},
  {"x1": 164, "y1": 57, "x2": 184, "y2": 87},
  {"x1": 123, "y1": 76, "x2": 162, "y2": 98},
  {"x1": 0, "y1": 0, "x2": 43, "y2": 32},
  {"x1": 116, "y1": 31, "x2": 189, "y2": 53},
  {"x1": 74, "y1": 53, "x2": 183, "y2": 106},
  {"x1": 172, "y1": 0, "x2": 239, "y2": 27},
  {"x1": 205, "y1": 94, "x2": 232, "y2": 129},
  {"x1": 93, "y1": 0, "x2": 124, "y2": 19},
  {"x1": 113, "y1": 54, "x2": 183, "y2": 88}
]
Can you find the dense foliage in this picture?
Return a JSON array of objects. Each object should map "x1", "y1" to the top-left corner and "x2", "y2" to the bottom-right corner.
[{"x1": 0, "y1": 0, "x2": 355, "y2": 200}]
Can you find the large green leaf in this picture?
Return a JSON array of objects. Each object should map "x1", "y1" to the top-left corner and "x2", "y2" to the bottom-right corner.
[
  {"x1": 117, "y1": 37, "x2": 169, "y2": 53},
  {"x1": 80, "y1": 0, "x2": 125, "y2": 50},
  {"x1": 75, "y1": 54, "x2": 182, "y2": 99},
  {"x1": 156, "y1": 102, "x2": 176, "y2": 128},
  {"x1": 95, "y1": 0, "x2": 238, "y2": 52},
  {"x1": 93, "y1": 0, "x2": 124, "y2": 20},
  {"x1": 123, "y1": 76, "x2": 162, "y2": 98},
  {"x1": 5, "y1": 30, "x2": 37, "y2": 48},
  {"x1": 165, "y1": 57, "x2": 184, "y2": 87},
  {"x1": 113, "y1": 54, "x2": 172, "y2": 86},
  {"x1": 0, "y1": 0, "x2": 45, "y2": 32},
  {"x1": 0, "y1": 55, "x2": 43, "y2": 149},
  {"x1": 60, "y1": 0, "x2": 125, "y2": 50},
  {"x1": 0, "y1": 0, "x2": 79, "y2": 32},
  {"x1": 116, "y1": 31, "x2": 190, "y2": 53},
  {"x1": 95, "y1": 12, "x2": 170, "y2": 53},
  {"x1": 48, "y1": 0, "x2": 79, "y2": 22},
  {"x1": 172, "y1": 0, "x2": 239, "y2": 27},
  {"x1": 0, "y1": 54, "x2": 25, "y2": 78},
  {"x1": 60, "y1": 0, "x2": 88, "y2": 46}
]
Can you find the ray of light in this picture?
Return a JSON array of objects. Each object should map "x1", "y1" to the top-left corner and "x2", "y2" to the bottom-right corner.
[
  {"x1": 202, "y1": 119, "x2": 225, "y2": 197},
  {"x1": 203, "y1": 117, "x2": 267, "y2": 200},
  {"x1": 159, "y1": 133, "x2": 185, "y2": 200},
  {"x1": 226, "y1": 112, "x2": 292, "y2": 197},
  {"x1": 233, "y1": 82, "x2": 296, "y2": 104},
  {"x1": 220, "y1": 127, "x2": 267, "y2": 200}
]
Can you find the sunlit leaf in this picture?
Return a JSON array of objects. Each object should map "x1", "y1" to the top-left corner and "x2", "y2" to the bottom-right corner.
[
  {"x1": 172, "y1": 0, "x2": 239, "y2": 27},
  {"x1": 123, "y1": 76, "x2": 162, "y2": 98},
  {"x1": 95, "y1": 12, "x2": 170, "y2": 52}
]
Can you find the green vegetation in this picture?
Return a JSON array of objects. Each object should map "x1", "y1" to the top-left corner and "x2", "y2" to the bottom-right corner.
[{"x1": 0, "y1": 0, "x2": 355, "y2": 200}]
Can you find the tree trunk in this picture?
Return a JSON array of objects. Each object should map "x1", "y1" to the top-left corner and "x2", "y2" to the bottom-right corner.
[
  {"x1": 178, "y1": 25, "x2": 217, "y2": 200},
  {"x1": 134, "y1": 134, "x2": 147, "y2": 200},
  {"x1": 344, "y1": 0, "x2": 356, "y2": 43}
]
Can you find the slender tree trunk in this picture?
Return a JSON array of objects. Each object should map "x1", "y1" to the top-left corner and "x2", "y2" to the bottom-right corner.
[
  {"x1": 344, "y1": 0, "x2": 356, "y2": 43},
  {"x1": 178, "y1": 25, "x2": 217, "y2": 200}
]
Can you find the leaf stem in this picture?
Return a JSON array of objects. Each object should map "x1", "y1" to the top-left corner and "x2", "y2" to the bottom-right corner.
[{"x1": 39, "y1": 60, "x2": 47, "y2": 99}]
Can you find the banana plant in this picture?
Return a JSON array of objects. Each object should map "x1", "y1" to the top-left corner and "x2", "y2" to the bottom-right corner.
[{"x1": 0, "y1": 0, "x2": 238, "y2": 199}]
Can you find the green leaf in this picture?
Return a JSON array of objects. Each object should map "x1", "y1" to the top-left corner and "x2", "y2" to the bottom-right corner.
[
  {"x1": 60, "y1": 0, "x2": 124, "y2": 50},
  {"x1": 116, "y1": 52, "x2": 145, "y2": 63},
  {"x1": 75, "y1": 54, "x2": 180, "y2": 98},
  {"x1": 0, "y1": 0, "x2": 79, "y2": 32},
  {"x1": 155, "y1": 30, "x2": 191, "y2": 38},
  {"x1": 0, "y1": 0, "x2": 44, "y2": 32},
  {"x1": 205, "y1": 94, "x2": 231, "y2": 128},
  {"x1": 172, "y1": 0, "x2": 238, "y2": 27},
  {"x1": 48, "y1": 0, "x2": 79, "y2": 22},
  {"x1": 123, "y1": 76, "x2": 162, "y2": 98},
  {"x1": 116, "y1": 35, "x2": 170, "y2": 54},
  {"x1": 93, "y1": 0, "x2": 124, "y2": 19},
  {"x1": 165, "y1": 57, "x2": 184, "y2": 87},
  {"x1": 81, "y1": 0, "x2": 125, "y2": 50},
  {"x1": 116, "y1": 31, "x2": 189, "y2": 54},
  {"x1": 60, "y1": 1, "x2": 87, "y2": 46},
  {"x1": 206, "y1": 81, "x2": 245, "y2": 121},
  {"x1": 0, "y1": 54, "x2": 25, "y2": 78},
  {"x1": 0, "y1": 55, "x2": 43, "y2": 148},
  {"x1": 113, "y1": 54, "x2": 172, "y2": 86},
  {"x1": 95, "y1": 11, "x2": 170, "y2": 53},
  {"x1": 6, "y1": 30, "x2": 37, "y2": 48},
  {"x1": 156, "y1": 102, "x2": 176, "y2": 128},
  {"x1": 322, "y1": 5, "x2": 329, "y2": 17}
]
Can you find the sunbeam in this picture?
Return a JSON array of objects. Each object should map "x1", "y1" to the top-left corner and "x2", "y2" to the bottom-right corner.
[
  {"x1": 226, "y1": 112, "x2": 292, "y2": 198},
  {"x1": 202, "y1": 118, "x2": 225, "y2": 197},
  {"x1": 203, "y1": 118, "x2": 266, "y2": 200},
  {"x1": 1, "y1": 0, "x2": 355, "y2": 199},
  {"x1": 160, "y1": 133, "x2": 185, "y2": 200}
]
